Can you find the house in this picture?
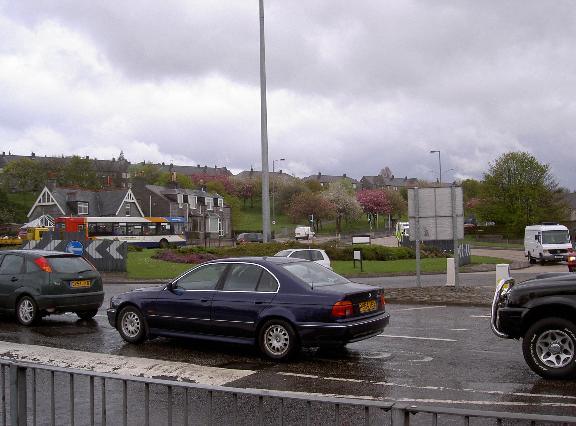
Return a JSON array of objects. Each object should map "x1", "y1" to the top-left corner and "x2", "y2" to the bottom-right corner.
[
  {"x1": 152, "y1": 163, "x2": 233, "y2": 179},
  {"x1": 0, "y1": 152, "x2": 130, "y2": 189},
  {"x1": 304, "y1": 172, "x2": 359, "y2": 189},
  {"x1": 131, "y1": 181, "x2": 232, "y2": 240},
  {"x1": 360, "y1": 175, "x2": 419, "y2": 191},
  {"x1": 27, "y1": 186, "x2": 144, "y2": 221},
  {"x1": 234, "y1": 167, "x2": 299, "y2": 184}
]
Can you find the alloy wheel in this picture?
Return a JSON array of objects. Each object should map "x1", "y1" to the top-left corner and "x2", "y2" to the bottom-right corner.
[
  {"x1": 264, "y1": 324, "x2": 290, "y2": 356},
  {"x1": 536, "y1": 329, "x2": 575, "y2": 368},
  {"x1": 121, "y1": 311, "x2": 141, "y2": 338}
]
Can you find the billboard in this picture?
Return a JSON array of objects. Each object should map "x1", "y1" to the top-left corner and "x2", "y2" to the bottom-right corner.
[{"x1": 408, "y1": 187, "x2": 464, "y2": 241}]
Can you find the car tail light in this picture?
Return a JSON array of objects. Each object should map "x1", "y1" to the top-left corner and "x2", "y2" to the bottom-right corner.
[
  {"x1": 34, "y1": 257, "x2": 52, "y2": 273},
  {"x1": 380, "y1": 293, "x2": 386, "y2": 308},
  {"x1": 331, "y1": 300, "x2": 353, "y2": 317}
]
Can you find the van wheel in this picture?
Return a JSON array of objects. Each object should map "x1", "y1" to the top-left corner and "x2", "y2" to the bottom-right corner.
[
  {"x1": 528, "y1": 254, "x2": 536, "y2": 264},
  {"x1": 539, "y1": 254, "x2": 545, "y2": 265}
]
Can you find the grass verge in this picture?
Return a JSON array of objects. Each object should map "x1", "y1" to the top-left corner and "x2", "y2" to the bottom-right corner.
[{"x1": 127, "y1": 250, "x2": 510, "y2": 280}]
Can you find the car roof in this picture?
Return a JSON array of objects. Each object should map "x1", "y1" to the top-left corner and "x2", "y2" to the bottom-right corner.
[{"x1": 205, "y1": 256, "x2": 306, "y2": 265}]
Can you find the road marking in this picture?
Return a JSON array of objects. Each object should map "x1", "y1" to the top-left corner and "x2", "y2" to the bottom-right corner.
[
  {"x1": 378, "y1": 334, "x2": 457, "y2": 342},
  {"x1": 450, "y1": 328, "x2": 469, "y2": 331},
  {"x1": 0, "y1": 341, "x2": 254, "y2": 386},
  {"x1": 393, "y1": 306, "x2": 446, "y2": 312},
  {"x1": 470, "y1": 315, "x2": 491, "y2": 318}
]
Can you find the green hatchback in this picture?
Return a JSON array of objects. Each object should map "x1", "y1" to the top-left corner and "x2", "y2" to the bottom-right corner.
[{"x1": 0, "y1": 250, "x2": 104, "y2": 325}]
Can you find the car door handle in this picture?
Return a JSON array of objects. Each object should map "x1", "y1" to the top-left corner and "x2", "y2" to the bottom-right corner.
[
  {"x1": 10, "y1": 277, "x2": 18, "y2": 282},
  {"x1": 200, "y1": 299, "x2": 210, "y2": 303},
  {"x1": 254, "y1": 301, "x2": 264, "y2": 305}
]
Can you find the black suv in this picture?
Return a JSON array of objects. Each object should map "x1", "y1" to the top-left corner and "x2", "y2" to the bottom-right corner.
[
  {"x1": 492, "y1": 273, "x2": 576, "y2": 379},
  {"x1": 0, "y1": 250, "x2": 104, "y2": 325}
]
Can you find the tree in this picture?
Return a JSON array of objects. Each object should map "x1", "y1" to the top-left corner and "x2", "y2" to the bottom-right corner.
[
  {"x1": 477, "y1": 152, "x2": 568, "y2": 236},
  {"x1": 0, "y1": 189, "x2": 16, "y2": 223},
  {"x1": 130, "y1": 164, "x2": 163, "y2": 184},
  {"x1": 356, "y1": 189, "x2": 392, "y2": 228},
  {"x1": 155, "y1": 172, "x2": 193, "y2": 189},
  {"x1": 58, "y1": 156, "x2": 100, "y2": 189},
  {"x1": 1, "y1": 158, "x2": 47, "y2": 192},
  {"x1": 287, "y1": 192, "x2": 335, "y2": 232},
  {"x1": 324, "y1": 182, "x2": 363, "y2": 234}
]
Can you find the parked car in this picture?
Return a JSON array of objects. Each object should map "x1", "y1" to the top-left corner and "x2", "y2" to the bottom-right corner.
[
  {"x1": 107, "y1": 257, "x2": 389, "y2": 360},
  {"x1": 236, "y1": 233, "x2": 264, "y2": 244},
  {"x1": 274, "y1": 249, "x2": 331, "y2": 269},
  {"x1": 492, "y1": 274, "x2": 576, "y2": 379},
  {"x1": 0, "y1": 250, "x2": 104, "y2": 325}
]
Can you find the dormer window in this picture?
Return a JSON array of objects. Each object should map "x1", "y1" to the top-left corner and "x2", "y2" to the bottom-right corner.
[
  {"x1": 206, "y1": 198, "x2": 214, "y2": 211},
  {"x1": 78, "y1": 202, "x2": 89, "y2": 215}
]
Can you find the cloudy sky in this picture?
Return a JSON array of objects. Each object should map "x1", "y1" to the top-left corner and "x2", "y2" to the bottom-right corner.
[{"x1": 1, "y1": 1, "x2": 576, "y2": 188}]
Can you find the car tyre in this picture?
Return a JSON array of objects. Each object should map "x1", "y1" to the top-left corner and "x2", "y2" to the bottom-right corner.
[
  {"x1": 76, "y1": 310, "x2": 98, "y2": 320},
  {"x1": 117, "y1": 306, "x2": 147, "y2": 344},
  {"x1": 528, "y1": 253, "x2": 536, "y2": 264},
  {"x1": 259, "y1": 319, "x2": 299, "y2": 361},
  {"x1": 159, "y1": 238, "x2": 169, "y2": 249},
  {"x1": 539, "y1": 254, "x2": 546, "y2": 265},
  {"x1": 522, "y1": 317, "x2": 576, "y2": 379},
  {"x1": 16, "y1": 296, "x2": 39, "y2": 326}
]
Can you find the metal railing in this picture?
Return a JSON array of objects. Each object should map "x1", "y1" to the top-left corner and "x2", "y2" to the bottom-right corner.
[{"x1": 1, "y1": 360, "x2": 576, "y2": 425}]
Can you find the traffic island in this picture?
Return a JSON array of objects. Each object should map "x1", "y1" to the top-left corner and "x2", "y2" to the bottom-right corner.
[{"x1": 384, "y1": 286, "x2": 494, "y2": 307}]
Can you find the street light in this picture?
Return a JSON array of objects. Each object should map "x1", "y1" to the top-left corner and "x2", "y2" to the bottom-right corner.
[
  {"x1": 272, "y1": 158, "x2": 285, "y2": 231},
  {"x1": 430, "y1": 150, "x2": 442, "y2": 184}
]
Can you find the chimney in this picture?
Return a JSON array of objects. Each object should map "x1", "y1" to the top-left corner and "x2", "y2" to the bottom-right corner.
[
  {"x1": 197, "y1": 164, "x2": 200, "y2": 168},
  {"x1": 31, "y1": 152, "x2": 36, "y2": 158},
  {"x1": 171, "y1": 171, "x2": 177, "y2": 182},
  {"x1": 85, "y1": 155, "x2": 89, "y2": 159},
  {"x1": 317, "y1": 172, "x2": 321, "y2": 179},
  {"x1": 343, "y1": 173, "x2": 347, "y2": 178}
]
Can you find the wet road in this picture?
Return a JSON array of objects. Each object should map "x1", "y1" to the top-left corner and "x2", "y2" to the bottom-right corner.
[{"x1": 0, "y1": 278, "x2": 575, "y2": 419}]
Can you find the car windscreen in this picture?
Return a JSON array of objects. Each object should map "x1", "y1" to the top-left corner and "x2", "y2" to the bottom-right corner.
[
  {"x1": 274, "y1": 250, "x2": 291, "y2": 257},
  {"x1": 281, "y1": 261, "x2": 349, "y2": 287},
  {"x1": 542, "y1": 230, "x2": 570, "y2": 244},
  {"x1": 47, "y1": 256, "x2": 94, "y2": 273}
]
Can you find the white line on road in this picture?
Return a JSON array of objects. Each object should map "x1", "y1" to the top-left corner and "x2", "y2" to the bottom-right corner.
[
  {"x1": 378, "y1": 334, "x2": 457, "y2": 342},
  {"x1": 450, "y1": 328, "x2": 469, "y2": 331},
  {"x1": 0, "y1": 341, "x2": 254, "y2": 386},
  {"x1": 392, "y1": 306, "x2": 446, "y2": 312},
  {"x1": 470, "y1": 315, "x2": 491, "y2": 318}
]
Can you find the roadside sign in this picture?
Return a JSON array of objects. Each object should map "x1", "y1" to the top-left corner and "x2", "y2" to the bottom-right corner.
[{"x1": 65, "y1": 240, "x2": 84, "y2": 256}]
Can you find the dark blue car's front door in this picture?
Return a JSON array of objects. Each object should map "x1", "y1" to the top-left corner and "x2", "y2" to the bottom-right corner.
[
  {"x1": 211, "y1": 263, "x2": 278, "y2": 338},
  {"x1": 146, "y1": 263, "x2": 227, "y2": 335}
]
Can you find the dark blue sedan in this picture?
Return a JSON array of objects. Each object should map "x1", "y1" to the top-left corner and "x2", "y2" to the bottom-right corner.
[{"x1": 107, "y1": 257, "x2": 389, "y2": 360}]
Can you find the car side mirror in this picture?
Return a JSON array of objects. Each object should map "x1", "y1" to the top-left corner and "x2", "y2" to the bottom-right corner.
[{"x1": 167, "y1": 281, "x2": 178, "y2": 291}]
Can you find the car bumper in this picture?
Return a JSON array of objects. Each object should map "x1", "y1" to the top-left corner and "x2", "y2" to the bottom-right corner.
[
  {"x1": 107, "y1": 308, "x2": 117, "y2": 327},
  {"x1": 542, "y1": 253, "x2": 568, "y2": 262},
  {"x1": 296, "y1": 312, "x2": 390, "y2": 346},
  {"x1": 492, "y1": 307, "x2": 526, "y2": 338},
  {"x1": 36, "y1": 292, "x2": 104, "y2": 312}
]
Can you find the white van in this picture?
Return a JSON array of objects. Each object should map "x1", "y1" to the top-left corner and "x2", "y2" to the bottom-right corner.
[
  {"x1": 524, "y1": 223, "x2": 572, "y2": 264},
  {"x1": 295, "y1": 226, "x2": 315, "y2": 240},
  {"x1": 395, "y1": 222, "x2": 409, "y2": 243}
]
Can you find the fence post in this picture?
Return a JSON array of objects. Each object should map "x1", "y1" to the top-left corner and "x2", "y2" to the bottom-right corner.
[
  {"x1": 391, "y1": 405, "x2": 409, "y2": 426},
  {"x1": 9, "y1": 365, "x2": 27, "y2": 426}
]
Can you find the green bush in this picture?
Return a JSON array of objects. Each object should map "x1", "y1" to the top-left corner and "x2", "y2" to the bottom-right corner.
[{"x1": 324, "y1": 244, "x2": 415, "y2": 261}]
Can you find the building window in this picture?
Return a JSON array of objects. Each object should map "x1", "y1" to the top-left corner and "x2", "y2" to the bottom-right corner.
[
  {"x1": 206, "y1": 198, "x2": 214, "y2": 211},
  {"x1": 177, "y1": 194, "x2": 184, "y2": 204},
  {"x1": 125, "y1": 203, "x2": 131, "y2": 216},
  {"x1": 218, "y1": 198, "x2": 223, "y2": 208},
  {"x1": 191, "y1": 196, "x2": 197, "y2": 209},
  {"x1": 78, "y1": 202, "x2": 89, "y2": 215}
]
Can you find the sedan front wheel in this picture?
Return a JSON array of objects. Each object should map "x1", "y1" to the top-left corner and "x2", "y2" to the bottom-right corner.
[
  {"x1": 117, "y1": 306, "x2": 147, "y2": 344},
  {"x1": 259, "y1": 319, "x2": 299, "y2": 360}
]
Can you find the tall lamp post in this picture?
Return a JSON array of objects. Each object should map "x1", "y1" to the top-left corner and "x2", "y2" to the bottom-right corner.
[
  {"x1": 430, "y1": 150, "x2": 442, "y2": 184},
  {"x1": 259, "y1": 0, "x2": 271, "y2": 242},
  {"x1": 272, "y1": 158, "x2": 285, "y2": 232}
]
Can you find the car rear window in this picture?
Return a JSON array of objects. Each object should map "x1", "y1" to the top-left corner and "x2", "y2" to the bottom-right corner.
[
  {"x1": 46, "y1": 256, "x2": 94, "y2": 273},
  {"x1": 281, "y1": 262, "x2": 349, "y2": 287}
]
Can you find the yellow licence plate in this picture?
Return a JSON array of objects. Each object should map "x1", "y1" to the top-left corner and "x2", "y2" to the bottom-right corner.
[
  {"x1": 359, "y1": 299, "x2": 377, "y2": 313},
  {"x1": 71, "y1": 280, "x2": 91, "y2": 289}
]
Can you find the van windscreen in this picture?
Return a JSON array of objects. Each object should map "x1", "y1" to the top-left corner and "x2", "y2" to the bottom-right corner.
[{"x1": 541, "y1": 230, "x2": 570, "y2": 244}]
